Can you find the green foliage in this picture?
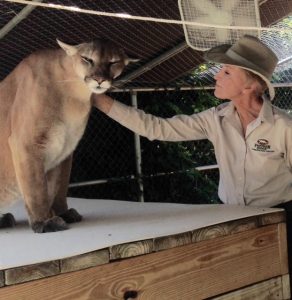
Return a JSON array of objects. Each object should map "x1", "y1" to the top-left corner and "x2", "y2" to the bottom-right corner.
[
  {"x1": 283, "y1": 16, "x2": 292, "y2": 27},
  {"x1": 138, "y1": 90, "x2": 221, "y2": 204}
]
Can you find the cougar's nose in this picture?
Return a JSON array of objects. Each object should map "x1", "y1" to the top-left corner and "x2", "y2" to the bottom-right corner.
[{"x1": 92, "y1": 75, "x2": 105, "y2": 84}]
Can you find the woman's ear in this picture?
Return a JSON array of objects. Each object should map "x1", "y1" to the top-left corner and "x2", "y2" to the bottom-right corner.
[{"x1": 242, "y1": 81, "x2": 258, "y2": 96}]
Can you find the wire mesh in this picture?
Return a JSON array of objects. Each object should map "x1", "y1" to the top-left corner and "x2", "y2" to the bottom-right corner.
[
  {"x1": 68, "y1": 89, "x2": 220, "y2": 204},
  {"x1": 68, "y1": 86, "x2": 292, "y2": 204},
  {"x1": 1, "y1": 1, "x2": 291, "y2": 89},
  {"x1": 1, "y1": 0, "x2": 292, "y2": 204}
]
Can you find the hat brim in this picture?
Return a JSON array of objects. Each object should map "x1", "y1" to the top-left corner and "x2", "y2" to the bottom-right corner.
[{"x1": 204, "y1": 44, "x2": 275, "y2": 100}]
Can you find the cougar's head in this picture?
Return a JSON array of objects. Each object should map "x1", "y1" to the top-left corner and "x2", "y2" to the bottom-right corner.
[{"x1": 57, "y1": 39, "x2": 136, "y2": 94}]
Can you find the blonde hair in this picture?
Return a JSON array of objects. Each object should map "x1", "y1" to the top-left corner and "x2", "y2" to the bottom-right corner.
[{"x1": 244, "y1": 70, "x2": 268, "y2": 98}]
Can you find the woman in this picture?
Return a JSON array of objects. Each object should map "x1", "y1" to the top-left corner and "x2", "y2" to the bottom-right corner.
[
  {"x1": 92, "y1": 34, "x2": 292, "y2": 277},
  {"x1": 92, "y1": 35, "x2": 292, "y2": 208}
]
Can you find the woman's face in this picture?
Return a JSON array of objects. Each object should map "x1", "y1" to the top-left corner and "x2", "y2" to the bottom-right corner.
[{"x1": 214, "y1": 65, "x2": 249, "y2": 100}]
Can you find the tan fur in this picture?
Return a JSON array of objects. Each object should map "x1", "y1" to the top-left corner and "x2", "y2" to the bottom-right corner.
[{"x1": 0, "y1": 39, "x2": 130, "y2": 232}]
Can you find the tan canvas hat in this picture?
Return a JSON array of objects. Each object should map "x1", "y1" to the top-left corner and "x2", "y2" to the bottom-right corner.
[{"x1": 204, "y1": 35, "x2": 278, "y2": 100}]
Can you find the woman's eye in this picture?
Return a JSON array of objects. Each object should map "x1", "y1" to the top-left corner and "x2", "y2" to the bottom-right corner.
[
  {"x1": 81, "y1": 56, "x2": 94, "y2": 65},
  {"x1": 224, "y1": 71, "x2": 230, "y2": 75}
]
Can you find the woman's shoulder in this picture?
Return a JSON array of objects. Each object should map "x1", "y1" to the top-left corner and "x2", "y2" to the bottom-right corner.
[
  {"x1": 213, "y1": 101, "x2": 232, "y2": 115},
  {"x1": 194, "y1": 102, "x2": 229, "y2": 116}
]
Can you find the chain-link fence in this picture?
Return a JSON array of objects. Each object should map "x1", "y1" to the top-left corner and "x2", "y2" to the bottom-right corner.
[
  {"x1": 1, "y1": 1, "x2": 291, "y2": 205},
  {"x1": 68, "y1": 87, "x2": 292, "y2": 204}
]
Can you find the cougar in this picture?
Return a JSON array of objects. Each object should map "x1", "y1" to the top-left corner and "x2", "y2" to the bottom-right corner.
[{"x1": 0, "y1": 39, "x2": 134, "y2": 233}]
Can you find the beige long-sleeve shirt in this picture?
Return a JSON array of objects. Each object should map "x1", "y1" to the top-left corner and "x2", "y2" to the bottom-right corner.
[{"x1": 108, "y1": 99, "x2": 292, "y2": 207}]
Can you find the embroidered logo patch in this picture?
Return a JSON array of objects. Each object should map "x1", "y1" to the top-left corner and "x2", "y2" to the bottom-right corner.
[{"x1": 252, "y1": 139, "x2": 274, "y2": 152}]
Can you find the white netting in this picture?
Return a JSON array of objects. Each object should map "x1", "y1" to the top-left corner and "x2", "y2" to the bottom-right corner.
[
  {"x1": 178, "y1": 0, "x2": 261, "y2": 50},
  {"x1": 1, "y1": 0, "x2": 292, "y2": 87},
  {"x1": 1, "y1": 0, "x2": 292, "y2": 203},
  {"x1": 261, "y1": 17, "x2": 292, "y2": 81}
]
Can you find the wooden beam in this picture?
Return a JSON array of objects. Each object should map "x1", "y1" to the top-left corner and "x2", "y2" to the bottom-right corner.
[
  {"x1": 0, "y1": 224, "x2": 287, "y2": 300},
  {"x1": 212, "y1": 275, "x2": 289, "y2": 300},
  {"x1": 0, "y1": 272, "x2": 3, "y2": 288}
]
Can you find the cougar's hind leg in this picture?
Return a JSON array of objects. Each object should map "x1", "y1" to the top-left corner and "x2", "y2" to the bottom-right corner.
[
  {"x1": 49, "y1": 155, "x2": 82, "y2": 224},
  {"x1": 0, "y1": 213, "x2": 16, "y2": 228}
]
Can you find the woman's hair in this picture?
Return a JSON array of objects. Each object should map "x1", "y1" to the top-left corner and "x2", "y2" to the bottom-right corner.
[{"x1": 244, "y1": 70, "x2": 268, "y2": 98}]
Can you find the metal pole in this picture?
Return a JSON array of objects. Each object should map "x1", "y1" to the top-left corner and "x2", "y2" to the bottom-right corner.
[
  {"x1": 0, "y1": 0, "x2": 43, "y2": 39},
  {"x1": 115, "y1": 41, "x2": 188, "y2": 88},
  {"x1": 131, "y1": 91, "x2": 144, "y2": 202},
  {"x1": 68, "y1": 164, "x2": 220, "y2": 188},
  {"x1": 111, "y1": 83, "x2": 289, "y2": 93},
  {"x1": 112, "y1": 86, "x2": 215, "y2": 93}
]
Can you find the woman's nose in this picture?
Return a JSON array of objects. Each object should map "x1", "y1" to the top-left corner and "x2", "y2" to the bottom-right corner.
[{"x1": 214, "y1": 69, "x2": 222, "y2": 81}]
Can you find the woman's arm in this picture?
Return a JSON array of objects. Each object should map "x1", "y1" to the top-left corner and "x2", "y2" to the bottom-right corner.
[{"x1": 92, "y1": 93, "x2": 212, "y2": 142}]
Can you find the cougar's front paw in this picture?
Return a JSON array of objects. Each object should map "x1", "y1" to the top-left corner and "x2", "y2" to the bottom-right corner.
[
  {"x1": 59, "y1": 208, "x2": 82, "y2": 223},
  {"x1": 32, "y1": 216, "x2": 68, "y2": 233},
  {"x1": 0, "y1": 213, "x2": 16, "y2": 228}
]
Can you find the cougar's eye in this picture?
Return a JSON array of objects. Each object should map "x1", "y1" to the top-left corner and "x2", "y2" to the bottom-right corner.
[
  {"x1": 109, "y1": 60, "x2": 121, "y2": 66},
  {"x1": 81, "y1": 56, "x2": 94, "y2": 66}
]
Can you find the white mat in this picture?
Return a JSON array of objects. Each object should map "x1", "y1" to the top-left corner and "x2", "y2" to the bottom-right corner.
[{"x1": 0, "y1": 198, "x2": 282, "y2": 270}]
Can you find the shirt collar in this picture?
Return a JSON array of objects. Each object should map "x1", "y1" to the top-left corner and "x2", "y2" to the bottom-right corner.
[
  {"x1": 217, "y1": 99, "x2": 274, "y2": 125},
  {"x1": 217, "y1": 101, "x2": 235, "y2": 117},
  {"x1": 258, "y1": 99, "x2": 275, "y2": 125}
]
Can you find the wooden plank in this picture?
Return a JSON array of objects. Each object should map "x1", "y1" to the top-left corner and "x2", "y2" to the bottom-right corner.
[
  {"x1": 110, "y1": 239, "x2": 154, "y2": 260},
  {"x1": 281, "y1": 274, "x2": 291, "y2": 300},
  {"x1": 156, "y1": 214, "x2": 285, "y2": 251},
  {"x1": 192, "y1": 217, "x2": 258, "y2": 242},
  {"x1": 211, "y1": 276, "x2": 284, "y2": 300},
  {"x1": 0, "y1": 271, "x2": 3, "y2": 287},
  {"x1": 0, "y1": 224, "x2": 286, "y2": 300},
  {"x1": 154, "y1": 232, "x2": 192, "y2": 251},
  {"x1": 5, "y1": 261, "x2": 59, "y2": 285},
  {"x1": 278, "y1": 223, "x2": 289, "y2": 275},
  {"x1": 60, "y1": 249, "x2": 109, "y2": 273},
  {"x1": 257, "y1": 211, "x2": 285, "y2": 226}
]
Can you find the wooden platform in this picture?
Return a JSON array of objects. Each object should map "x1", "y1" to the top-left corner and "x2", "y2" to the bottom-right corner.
[{"x1": 0, "y1": 198, "x2": 290, "y2": 299}]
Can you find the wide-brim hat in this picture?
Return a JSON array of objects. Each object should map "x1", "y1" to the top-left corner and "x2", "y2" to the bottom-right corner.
[{"x1": 204, "y1": 35, "x2": 278, "y2": 100}]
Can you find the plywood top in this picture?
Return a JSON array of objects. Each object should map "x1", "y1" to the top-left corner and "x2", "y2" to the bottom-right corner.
[{"x1": 0, "y1": 198, "x2": 283, "y2": 270}]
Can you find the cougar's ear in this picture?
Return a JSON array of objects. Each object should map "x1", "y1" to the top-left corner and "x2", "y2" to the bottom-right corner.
[
  {"x1": 125, "y1": 57, "x2": 140, "y2": 65},
  {"x1": 56, "y1": 39, "x2": 78, "y2": 56}
]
